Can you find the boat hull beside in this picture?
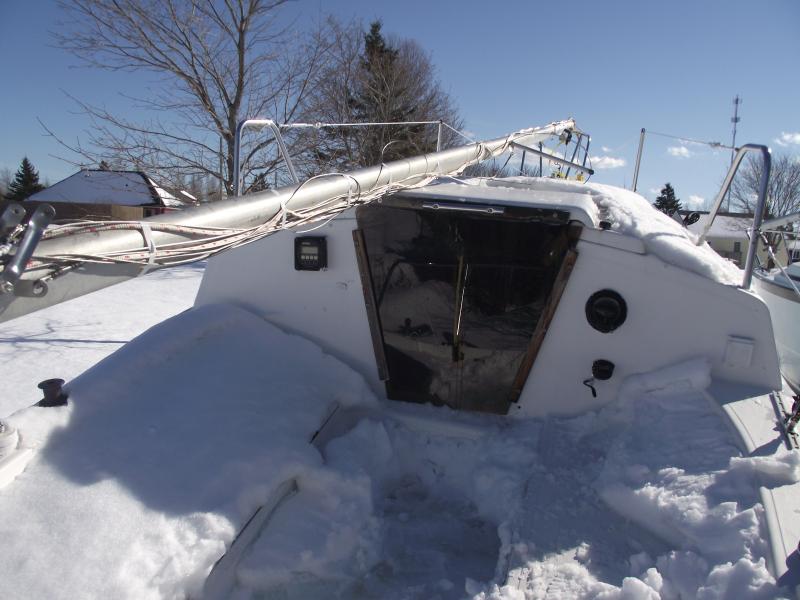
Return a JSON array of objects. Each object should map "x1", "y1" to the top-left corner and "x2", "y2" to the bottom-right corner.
[{"x1": 755, "y1": 271, "x2": 800, "y2": 393}]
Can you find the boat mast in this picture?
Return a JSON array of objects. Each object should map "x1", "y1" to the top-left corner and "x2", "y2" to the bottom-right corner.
[{"x1": 0, "y1": 120, "x2": 586, "y2": 323}]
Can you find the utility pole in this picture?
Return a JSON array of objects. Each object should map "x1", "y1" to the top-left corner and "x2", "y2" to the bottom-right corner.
[{"x1": 727, "y1": 95, "x2": 741, "y2": 211}]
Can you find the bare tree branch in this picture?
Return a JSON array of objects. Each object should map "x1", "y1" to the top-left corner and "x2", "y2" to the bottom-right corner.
[
  {"x1": 730, "y1": 153, "x2": 800, "y2": 218},
  {"x1": 50, "y1": 0, "x2": 330, "y2": 198}
]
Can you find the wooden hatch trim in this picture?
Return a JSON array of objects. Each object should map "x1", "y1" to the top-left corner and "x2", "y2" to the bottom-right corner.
[
  {"x1": 352, "y1": 228, "x2": 389, "y2": 381},
  {"x1": 509, "y1": 246, "x2": 579, "y2": 403}
]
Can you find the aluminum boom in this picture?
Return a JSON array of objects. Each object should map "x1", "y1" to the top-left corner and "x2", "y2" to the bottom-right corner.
[{"x1": 0, "y1": 120, "x2": 577, "y2": 323}]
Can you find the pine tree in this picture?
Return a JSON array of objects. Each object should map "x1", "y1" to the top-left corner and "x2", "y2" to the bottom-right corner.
[
  {"x1": 350, "y1": 22, "x2": 425, "y2": 165},
  {"x1": 654, "y1": 183, "x2": 682, "y2": 216},
  {"x1": 5, "y1": 157, "x2": 46, "y2": 201}
]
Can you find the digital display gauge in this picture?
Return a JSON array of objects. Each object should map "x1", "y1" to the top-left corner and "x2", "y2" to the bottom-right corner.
[{"x1": 294, "y1": 236, "x2": 328, "y2": 271}]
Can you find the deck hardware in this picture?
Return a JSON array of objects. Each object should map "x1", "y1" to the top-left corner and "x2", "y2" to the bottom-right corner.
[
  {"x1": 786, "y1": 396, "x2": 800, "y2": 434},
  {"x1": 37, "y1": 378, "x2": 68, "y2": 407},
  {"x1": 583, "y1": 360, "x2": 614, "y2": 399},
  {"x1": 0, "y1": 203, "x2": 25, "y2": 242},
  {"x1": 0, "y1": 204, "x2": 55, "y2": 294},
  {"x1": 585, "y1": 289, "x2": 627, "y2": 333},
  {"x1": 682, "y1": 212, "x2": 701, "y2": 226},
  {"x1": 592, "y1": 360, "x2": 615, "y2": 380}
]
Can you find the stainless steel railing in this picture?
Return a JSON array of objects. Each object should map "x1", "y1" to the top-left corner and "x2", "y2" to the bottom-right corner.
[
  {"x1": 233, "y1": 119, "x2": 462, "y2": 197},
  {"x1": 232, "y1": 119, "x2": 594, "y2": 197},
  {"x1": 695, "y1": 144, "x2": 771, "y2": 289}
]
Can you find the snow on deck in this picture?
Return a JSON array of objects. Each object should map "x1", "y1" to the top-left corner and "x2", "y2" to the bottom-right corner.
[
  {"x1": 438, "y1": 178, "x2": 744, "y2": 286},
  {"x1": 0, "y1": 302, "x2": 377, "y2": 599},
  {"x1": 0, "y1": 263, "x2": 205, "y2": 418},
  {"x1": 0, "y1": 217, "x2": 794, "y2": 598}
]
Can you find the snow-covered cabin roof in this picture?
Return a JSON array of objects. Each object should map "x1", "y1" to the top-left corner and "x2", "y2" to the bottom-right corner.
[
  {"x1": 684, "y1": 212, "x2": 752, "y2": 240},
  {"x1": 28, "y1": 170, "x2": 186, "y2": 208},
  {"x1": 396, "y1": 177, "x2": 599, "y2": 227}
]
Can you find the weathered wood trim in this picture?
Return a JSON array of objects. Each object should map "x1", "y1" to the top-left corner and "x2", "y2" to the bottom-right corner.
[
  {"x1": 352, "y1": 228, "x2": 389, "y2": 381},
  {"x1": 509, "y1": 247, "x2": 579, "y2": 403}
]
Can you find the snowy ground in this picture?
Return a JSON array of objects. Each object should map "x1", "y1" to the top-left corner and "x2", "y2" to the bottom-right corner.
[
  {"x1": 0, "y1": 262, "x2": 797, "y2": 599},
  {"x1": 0, "y1": 263, "x2": 205, "y2": 417}
]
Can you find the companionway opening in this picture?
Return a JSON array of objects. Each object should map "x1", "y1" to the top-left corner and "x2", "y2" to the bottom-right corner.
[{"x1": 355, "y1": 198, "x2": 578, "y2": 414}]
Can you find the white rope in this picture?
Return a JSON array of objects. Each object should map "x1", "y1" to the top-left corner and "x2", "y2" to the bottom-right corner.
[{"x1": 26, "y1": 125, "x2": 573, "y2": 276}]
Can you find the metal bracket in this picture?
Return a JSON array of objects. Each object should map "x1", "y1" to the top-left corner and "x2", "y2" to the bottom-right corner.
[
  {"x1": 0, "y1": 204, "x2": 55, "y2": 294},
  {"x1": 234, "y1": 119, "x2": 301, "y2": 196},
  {"x1": 0, "y1": 203, "x2": 25, "y2": 242}
]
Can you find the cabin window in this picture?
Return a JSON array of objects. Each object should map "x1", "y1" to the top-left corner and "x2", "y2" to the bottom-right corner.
[{"x1": 355, "y1": 199, "x2": 577, "y2": 414}]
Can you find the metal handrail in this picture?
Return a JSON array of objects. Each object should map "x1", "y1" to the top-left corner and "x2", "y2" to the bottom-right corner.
[
  {"x1": 233, "y1": 119, "x2": 452, "y2": 197},
  {"x1": 695, "y1": 144, "x2": 771, "y2": 289},
  {"x1": 509, "y1": 141, "x2": 594, "y2": 176},
  {"x1": 233, "y1": 119, "x2": 596, "y2": 197}
]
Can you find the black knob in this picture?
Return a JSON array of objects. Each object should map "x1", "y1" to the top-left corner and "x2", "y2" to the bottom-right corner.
[
  {"x1": 586, "y1": 290, "x2": 627, "y2": 333},
  {"x1": 592, "y1": 360, "x2": 615, "y2": 381}
]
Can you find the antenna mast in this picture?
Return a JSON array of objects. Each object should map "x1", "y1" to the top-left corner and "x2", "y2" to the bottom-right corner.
[{"x1": 727, "y1": 95, "x2": 741, "y2": 211}]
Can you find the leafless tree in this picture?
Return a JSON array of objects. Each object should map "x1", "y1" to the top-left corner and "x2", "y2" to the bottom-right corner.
[
  {"x1": 301, "y1": 20, "x2": 463, "y2": 174},
  {"x1": 730, "y1": 153, "x2": 800, "y2": 218},
  {"x1": 49, "y1": 0, "x2": 331, "y2": 195},
  {"x1": 0, "y1": 168, "x2": 11, "y2": 199}
]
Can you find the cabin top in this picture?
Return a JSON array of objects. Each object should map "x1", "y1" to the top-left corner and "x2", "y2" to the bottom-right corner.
[{"x1": 396, "y1": 177, "x2": 599, "y2": 228}]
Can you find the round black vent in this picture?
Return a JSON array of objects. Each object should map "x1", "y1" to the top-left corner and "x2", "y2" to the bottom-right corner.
[{"x1": 585, "y1": 290, "x2": 627, "y2": 333}]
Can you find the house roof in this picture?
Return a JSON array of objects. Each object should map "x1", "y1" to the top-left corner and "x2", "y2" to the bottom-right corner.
[
  {"x1": 684, "y1": 211, "x2": 753, "y2": 240},
  {"x1": 28, "y1": 170, "x2": 186, "y2": 208}
]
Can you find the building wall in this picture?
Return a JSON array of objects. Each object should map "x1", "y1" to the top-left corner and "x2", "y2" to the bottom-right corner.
[
  {"x1": 707, "y1": 236, "x2": 787, "y2": 268},
  {"x1": 0, "y1": 200, "x2": 155, "y2": 223}
]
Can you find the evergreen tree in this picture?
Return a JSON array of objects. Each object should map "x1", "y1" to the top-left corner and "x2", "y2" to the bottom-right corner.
[
  {"x1": 5, "y1": 157, "x2": 46, "y2": 201},
  {"x1": 349, "y1": 22, "x2": 425, "y2": 165},
  {"x1": 654, "y1": 183, "x2": 681, "y2": 216},
  {"x1": 308, "y1": 20, "x2": 460, "y2": 172}
]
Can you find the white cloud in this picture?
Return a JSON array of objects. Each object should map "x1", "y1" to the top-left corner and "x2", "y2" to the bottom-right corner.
[
  {"x1": 591, "y1": 155, "x2": 626, "y2": 169},
  {"x1": 685, "y1": 194, "x2": 706, "y2": 210},
  {"x1": 667, "y1": 146, "x2": 692, "y2": 158},
  {"x1": 601, "y1": 146, "x2": 612, "y2": 153},
  {"x1": 775, "y1": 132, "x2": 800, "y2": 147}
]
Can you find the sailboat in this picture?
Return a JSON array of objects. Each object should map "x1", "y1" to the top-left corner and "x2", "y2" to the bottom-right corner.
[{"x1": 0, "y1": 119, "x2": 797, "y2": 599}]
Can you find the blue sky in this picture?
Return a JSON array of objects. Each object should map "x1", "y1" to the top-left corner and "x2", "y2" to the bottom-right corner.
[{"x1": 1, "y1": 0, "x2": 798, "y2": 209}]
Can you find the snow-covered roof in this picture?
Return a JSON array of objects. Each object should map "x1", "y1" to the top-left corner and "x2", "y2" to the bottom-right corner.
[
  {"x1": 685, "y1": 212, "x2": 752, "y2": 240},
  {"x1": 28, "y1": 170, "x2": 185, "y2": 207}
]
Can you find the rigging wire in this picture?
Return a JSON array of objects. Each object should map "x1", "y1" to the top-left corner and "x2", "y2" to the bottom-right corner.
[{"x1": 645, "y1": 130, "x2": 735, "y2": 150}]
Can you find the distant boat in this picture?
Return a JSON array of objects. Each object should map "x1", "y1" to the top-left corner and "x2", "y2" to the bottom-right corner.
[{"x1": 754, "y1": 249, "x2": 800, "y2": 393}]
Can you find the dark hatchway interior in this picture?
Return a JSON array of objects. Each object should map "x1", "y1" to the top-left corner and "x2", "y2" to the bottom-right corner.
[{"x1": 354, "y1": 197, "x2": 579, "y2": 414}]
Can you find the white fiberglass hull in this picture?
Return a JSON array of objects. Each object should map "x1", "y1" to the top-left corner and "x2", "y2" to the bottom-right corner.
[{"x1": 755, "y1": 270, "x2": 800, "y2": 392}]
